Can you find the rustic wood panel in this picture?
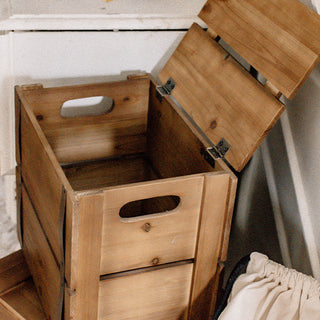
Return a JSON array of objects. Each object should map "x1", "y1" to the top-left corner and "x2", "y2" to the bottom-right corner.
[
  {"x1": 199, "y1": 0, "x2": 320, "y2": 99},
  {"x1": 98, "y1": 263, "x2": 193, "y2": 320},
  {"x1": 147, "y1": 81, "x2": 221, "y2": 177},
  {"x1": 159, "y1": 23, "x2": 284, "y2": 171},
  {"x1": 1, "y1": 280, "x2": 46, "y2": 320},
  {"x1": 0, "y1": 298, "x2": 24, "y2": 320},
  {"x1": 100, "y1": 175, "x2": 204, "y2": 275},
  {"x1": 0, "y1": 250, "x2": 30, "y2": 295},
  {"x1": 22, "y1": 185, "x2": 61, "y2": 320},
  {"x1": 219, "y1": 174, "x2": 238, "y2": 263},
  {"x1": 63, "y1": 154, "x2": 158, "y2": 191},
  {"x1": 64, "y1": 192, "x2": 78, "y2": 320},
  {"x1": 189, "y1": 173, "x2": 235, "y2": 319},
  {"x1": 74, "y1": 193, "x2": 104, "y2": 320},
  {"x1": 21, "y1": 79, "x2": 150, "y2": 163},
  {"x1": 20, "y1": 103, "x2": 64, "y2": 262}
]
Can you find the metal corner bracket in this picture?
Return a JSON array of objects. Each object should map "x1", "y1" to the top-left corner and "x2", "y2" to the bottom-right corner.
[
  {"x1": 156, "y1": 77, "x2": 176, "y2": 102},
  {"x1": 207, "y1": 138, "x2": 231, "y2": 160}
]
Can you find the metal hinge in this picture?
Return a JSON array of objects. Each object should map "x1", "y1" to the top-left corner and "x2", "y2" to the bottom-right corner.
[
  {"x1": 207, "y1": 138, "x2": 231, "y2": 160},
  {"x1": 156, "y1": 77, "x2": 176, "y2": 102}
]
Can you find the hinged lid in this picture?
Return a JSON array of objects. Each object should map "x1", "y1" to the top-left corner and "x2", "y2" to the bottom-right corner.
[
  {"x1": 159, "y1": 23, "x2": 285, "y2": 171},
  {"x1": 199, "y1": 0, "x2": 320, "y2": 99}
]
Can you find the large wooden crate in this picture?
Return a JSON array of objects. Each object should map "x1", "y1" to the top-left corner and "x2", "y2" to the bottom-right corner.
[{"x1": 14, "y1": 1, "x2": 320, "y2": 319}]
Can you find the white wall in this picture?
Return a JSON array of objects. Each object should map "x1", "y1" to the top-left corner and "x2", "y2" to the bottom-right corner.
[{"x1": 263, "y1": 0, "x2": 320, "y2": 279}]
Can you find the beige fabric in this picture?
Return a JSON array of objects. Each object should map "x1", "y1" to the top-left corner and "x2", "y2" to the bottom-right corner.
[{"x1": 219, "y1": 252, "x2": 320, "y2": 320}]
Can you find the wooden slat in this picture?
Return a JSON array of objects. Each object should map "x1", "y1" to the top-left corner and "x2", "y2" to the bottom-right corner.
[
  {"x1": 98, "y1": 263, "x2": 193, "y2": 320},
  {"x1": 21, "y1": 79, "x2": 150, "y2": 163},
  {"x1": 0, "y1": 250, "x2": 30, "y2": 295},
  {"x1": 74, "y1": 193, "x2": 104, "y2": 320},
  {"x1": 0, "y1": 298, "x2": 24, "y2": 320},
  {"x1": 20, "y1": 103, "x2": 64, "y2": 262},
  {"x1": 100, "y1": 175, "x2": 204, "y2": 275},
  {"x1": 63, "y1": 154, "x2": 158, "y2": 191},
  {"x1": 1, "y1": 280, "x2": 46, "y2": 320},
  {"x1": 199, "y1": 0, "x2": 320, "y2": 99},
  {"x1": 16, "y1": 166, "x2": 22, "y2": 245},
  {"x1": 64, "y1": 192, "x2": 78, "y2": 320},
  {"x1": 22, "y1": 185, "x2": 61, "y2": 320},
  {"x1": 15, "y1": 88, "x2": 21, "y2": 166},
  {"x1": 189, "y1": 173, "x2": 235, "y2": 319},
  {"x1": 147, "y1": 81, "x2": 223, "y2": 177},
  {"x1": 159, "y1": 23, "x2": 284, "y2": 172},
  {"x1": 219, "y1": 174, "x2": 238, "y2": 262}
]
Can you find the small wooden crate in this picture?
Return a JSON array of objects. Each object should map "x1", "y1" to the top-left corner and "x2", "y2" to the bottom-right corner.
[{"x1": 14, "y1": 1, "x2": 320, "y2": 320}]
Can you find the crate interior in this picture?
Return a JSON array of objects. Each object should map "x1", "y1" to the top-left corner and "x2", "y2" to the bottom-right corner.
[{"x1": 24, "y1": 78, "x2": 221, "y2": 214}]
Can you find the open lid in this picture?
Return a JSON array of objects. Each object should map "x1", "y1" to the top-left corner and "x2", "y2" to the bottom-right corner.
[
  {"x1": 199, "y1": 0, "x2": 320, "y2": 100},
  {"x1": 159, "y1": 23, "x2": 285, "y2": 172}
]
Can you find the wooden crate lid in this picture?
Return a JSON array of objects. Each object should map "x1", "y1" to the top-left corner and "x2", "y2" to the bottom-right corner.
[
  {"x1": 199, "y1": 0, "x2": 320, "y2": 99},
  {"x1": 159, "y1": 23, "x2": 284, "y2": 172}
]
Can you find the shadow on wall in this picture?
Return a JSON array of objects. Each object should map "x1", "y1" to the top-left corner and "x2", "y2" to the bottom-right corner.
[{"x1": 224, "y1": 147, "x2": 283, "y2": 280}]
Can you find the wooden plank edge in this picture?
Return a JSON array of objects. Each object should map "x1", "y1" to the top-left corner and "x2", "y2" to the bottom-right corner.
[
  {"x1": 286, "y1": 54, "x2": 320, "y2": 99},
  {"x1": 219, "y1": 175, "x2": 238, "y2": 263},
  {"x1": 188, "y1": 173, "x2": 231, "y2": 319},
  {"x1": 0, "y1": 250, "x2": 30, "y2": 296},
  {"x1": 16, "y1": 86, "x2": 75, "y2": 197},
  {"x1": 237, "y1": 101, "x2": 285, "y2": 172},
  {"x1": 0, "y1": 298, "x2": 25, "y2": 320}
]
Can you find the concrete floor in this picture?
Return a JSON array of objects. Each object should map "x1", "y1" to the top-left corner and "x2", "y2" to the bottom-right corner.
[{"x1": 0, "y1": 176, "x2": 20, "y2": 258}]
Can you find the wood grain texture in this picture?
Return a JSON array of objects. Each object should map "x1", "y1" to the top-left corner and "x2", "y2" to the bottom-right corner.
[
  {"x1": 0, "y1": 250, "x2": 30, "y2": 295},
  {"x1": 1, "y1": 280, "x2": 46, "y2": 320},
  {"x1": 189, "y1": 173, "x2": 234, "y2": 320},
  {"x1": 15, "y1": 88, "x2": 21, "y2": 166},
  {"x1": 63, "y1": 154, "x2": 158, "y2": 191},
  {"x1": 22, "y1": 185, "x2": 61, "y2": 320},
  {"x1": 0, "y1": 298, "x2": 24, "y2": 320},
  {"x1": 147, "y1": 81, "x2": 221, "y2": 177},
  {"x1": 21, "y1": 79, "x2": 150, "y2": 164},
  {"x1": 64, "y1": 192, "x2": 79, "y2": 320},
  {"x1": 98, "y1": 263, "x2": 193, "y2": 320},
  {"x1": 16, "y1": 166, "x2": 22, "y2": 245},
  {"x1": 100, "y1": 175, "x2": 204, "y2": 275},
  {"x1": 0, "y1": 251, "x2": 46, "y2": 320},
  {"x1": 20, "y1": 102, "x2": 64, "y2": 262},
  {"x1": 219, "y1": 175, "x2": 238, "y2": 262},
  {"x1": 199, "y1": 0, "x2": 320, "y2": 99},
  {"x1": 74, "y1": 193, "x2": 104, "y2": 320},
  {"x1": 159, "y1": 23, "x2": 285, "y2": 171}
]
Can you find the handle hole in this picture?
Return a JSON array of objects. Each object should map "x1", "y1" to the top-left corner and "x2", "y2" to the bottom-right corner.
[
  {"x1": 61, "y1": 96, "x2": 114, "y2": 118},
  {"x1": 119, "y1": 195, "x2": 180, "y2": 219}
]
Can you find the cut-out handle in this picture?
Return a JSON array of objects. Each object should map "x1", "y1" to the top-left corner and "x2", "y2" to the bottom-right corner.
[
  {"x1": 61, "y1": 96, "x2": 114, "y2": 118},
  {"x1": 119, "y1": 195, "x2": 180, "y2": 219}
]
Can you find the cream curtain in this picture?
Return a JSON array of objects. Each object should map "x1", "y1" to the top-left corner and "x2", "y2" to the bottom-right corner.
[{"x1": 219, "y1": 252, "x2": 320, "y2": 320}]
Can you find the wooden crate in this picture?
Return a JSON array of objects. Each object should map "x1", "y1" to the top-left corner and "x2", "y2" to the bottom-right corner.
[
  {"x1": 0, "y1": 250, "x2": 46, "y2": 320},
  {"x1": 14, "y1": 1, "x2": 320, "y2": 320}
]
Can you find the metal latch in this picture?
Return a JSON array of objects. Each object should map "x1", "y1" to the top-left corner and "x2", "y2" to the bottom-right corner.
[
  {"x1": 207, "y1": 138, "x2": 231, "y2": 160},
  {"x1": 156, "y1": 77, "x2": 176, "y2": 102}
]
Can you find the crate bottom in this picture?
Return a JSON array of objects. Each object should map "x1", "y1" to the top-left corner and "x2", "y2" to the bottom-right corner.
[{"x1": 63, "y1": 153, "x2": 159, "y2": 191}]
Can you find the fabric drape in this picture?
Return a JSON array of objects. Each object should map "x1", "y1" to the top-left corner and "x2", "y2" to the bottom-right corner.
[{"x1": 219, "y1": 252, "x2": 320, "y2": 320}]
